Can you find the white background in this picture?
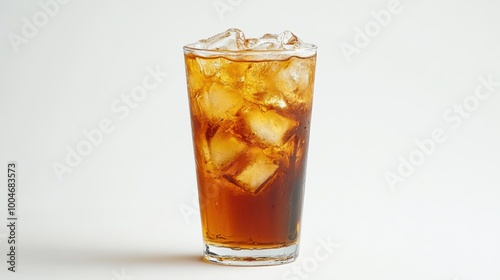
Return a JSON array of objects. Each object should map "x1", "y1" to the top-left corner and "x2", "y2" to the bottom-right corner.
[{"x1": 1, "y1": 0, "x2": 500, "y2": 279}]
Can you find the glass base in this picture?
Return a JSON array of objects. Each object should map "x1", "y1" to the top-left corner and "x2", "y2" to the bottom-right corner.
[{"x1": 203, "y1": 243, "x2": 298, "y2": 266}]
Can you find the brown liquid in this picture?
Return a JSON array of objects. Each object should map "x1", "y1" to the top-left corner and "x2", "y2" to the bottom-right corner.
[{"x1": 184, "y1": 53, "x2": 316, "y2": 249}]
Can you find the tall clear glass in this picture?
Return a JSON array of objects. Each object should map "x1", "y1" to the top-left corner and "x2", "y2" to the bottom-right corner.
[{"x1": 184, "y1": 41, "x2": 317, "y2": 266}]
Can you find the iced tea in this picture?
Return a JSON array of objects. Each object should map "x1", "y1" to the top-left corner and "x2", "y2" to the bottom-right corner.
[{"x1": 184, "y1": 29, "x2": 316, "y2": 265}]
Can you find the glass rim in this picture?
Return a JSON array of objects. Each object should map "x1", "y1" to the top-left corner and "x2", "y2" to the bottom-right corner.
[{"x1": 183, "y1": 44, "x2": 317, "y2": 59}]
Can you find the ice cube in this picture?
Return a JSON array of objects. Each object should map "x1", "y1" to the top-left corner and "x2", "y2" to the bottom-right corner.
[
  {"x1": 208, "y1": 127, "x2": 247, "y2": 169},
  {"x1": 245, "y1": 31, "x2": 307, "y2": 50},
  {"x1": 198, "y1": 82, "x2": 244, "y2": 121},
  {"x1": 185, "y1": 57, "x2": 205, "y2": 92},
  {"x1": 195, "y1": 131, "x2": 211, "y2": 162},
  {"x1": 246, "y1": 33, "x2": 280, "y2": 50},
  {"x1": 275, "y1": 57, "x2": 314, "y2": 104},
  {"x1": 243, "y1": 107, "x2": 298, "y2": 146},
  {"x1": 244, "y1": 91, "x2": 288, "y2": 109},
  {"x1": 187, "y1": 29, "x2": 312, "y2": 51},
  {"x1": 241, "y1": 62, "x2": 288, "y2": 108},
  {"x1": 193, "y1": 28, "x2": 246, "y2": 50},
  {"x1": 196, "y1": 57, "x2": 222, "y2": 76},
  {"x1": 217, "y1": 60, "x2": 249, "y2": 86},
  {"x1": 242, "y1": 63, "x2": 267, "y2": 95},
  {"x1": 278, "y1": 31, "x2": 308, "y2": 50},
  {"x1": 234, "y1": 153, "x2": 279, "y2": 193}
]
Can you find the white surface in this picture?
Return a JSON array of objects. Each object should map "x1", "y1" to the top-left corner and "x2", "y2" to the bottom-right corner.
[{"x1": 1, "y1": 0, "x2": 500, "y2": 279}]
